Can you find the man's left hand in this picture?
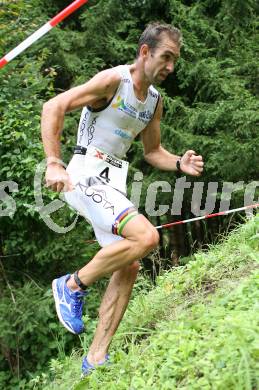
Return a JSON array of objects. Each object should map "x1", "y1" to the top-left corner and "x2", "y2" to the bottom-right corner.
[{"x1": 180, "y1": 150, "x2": 204, "y2": 176}]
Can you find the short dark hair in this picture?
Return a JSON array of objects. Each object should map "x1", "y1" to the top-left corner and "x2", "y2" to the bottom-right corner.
[{"x1": 136, "y1": 22, "x2": 182, "y2": 57}]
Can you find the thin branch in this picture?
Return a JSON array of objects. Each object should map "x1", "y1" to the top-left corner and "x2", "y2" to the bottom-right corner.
[
  {"x1": 0, "y1": 259, "x2": 16, "y2": 305},
  {"x1": 0, "y1": 259, "x2": 20, "y2": 378},
  {"x1": 0, "y1": 253, "x2": 21, "y2": 258}
]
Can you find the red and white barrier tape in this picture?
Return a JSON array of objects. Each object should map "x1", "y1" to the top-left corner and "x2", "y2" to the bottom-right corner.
[
  {"x1": 0, "y1": 0, "x2": 88, "y2": 69},
  {"x1": 155, "y1": 203, "x2": 259, "y2": 229}
]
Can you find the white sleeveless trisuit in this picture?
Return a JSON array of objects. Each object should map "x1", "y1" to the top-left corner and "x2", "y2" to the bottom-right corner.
[{"x1": 65, "y1": 65, "x2": 160, "y2": 247}]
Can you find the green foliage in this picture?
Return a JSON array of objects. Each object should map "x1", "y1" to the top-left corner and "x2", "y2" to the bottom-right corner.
[
  {"x1": 0, "y1": 282, "x2": 75, "y2": 389},
  {"x1": 1, "y1": 0, "x2": 259, "y2": 387}
]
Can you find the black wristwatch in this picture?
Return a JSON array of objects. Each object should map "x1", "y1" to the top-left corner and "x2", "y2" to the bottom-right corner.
[{"x1": 176, "y1": 158, "x2": 183, "y2": 173}]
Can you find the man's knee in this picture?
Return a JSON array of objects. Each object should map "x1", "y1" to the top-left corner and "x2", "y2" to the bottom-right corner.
[
  {"x1": 122, "y1": 214, "x2": 159, "y2": 255},
  {"x1": 141, "y1": 228, "x2": 160, "y2": 252},
  {"x1": 128, "y1": 260, "x2": 140, "y2": 275}
]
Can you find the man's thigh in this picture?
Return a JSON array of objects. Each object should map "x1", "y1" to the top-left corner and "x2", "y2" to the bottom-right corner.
[{"x1": 64, "y1": 176, "x2": 138, "y2": 247}]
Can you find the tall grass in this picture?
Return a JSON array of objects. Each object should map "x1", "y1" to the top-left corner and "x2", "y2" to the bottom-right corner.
[{"x1": 26, "y1": 215, "x2": 258, "y2": 390}]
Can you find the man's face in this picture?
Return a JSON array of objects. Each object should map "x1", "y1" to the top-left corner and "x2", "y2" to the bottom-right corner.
[{"x1": 143, "y1": 33, "x2": 180, "y2": 85}]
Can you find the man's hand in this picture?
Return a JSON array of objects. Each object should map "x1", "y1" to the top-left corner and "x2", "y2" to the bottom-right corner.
[
  {"x1": 180, "y1": 150, "x2": 204, "y2": 176},
  {"x1": 45, "y1": 163, "x2": 74, "y2": 192}
]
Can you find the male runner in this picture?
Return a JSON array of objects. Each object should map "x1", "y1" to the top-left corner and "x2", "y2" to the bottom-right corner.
[{"x1": 41, "y1": 22, "x2": 204, "y2": 375}]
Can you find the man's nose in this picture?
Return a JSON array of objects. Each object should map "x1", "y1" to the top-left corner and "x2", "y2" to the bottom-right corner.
[{"x1": 166, "y1": 62, "x2": 174, "y2": 73}]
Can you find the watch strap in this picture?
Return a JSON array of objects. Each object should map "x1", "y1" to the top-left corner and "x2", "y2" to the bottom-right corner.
[{"x1": 176, "y1": 158, "x2": 183, "y2": 173}]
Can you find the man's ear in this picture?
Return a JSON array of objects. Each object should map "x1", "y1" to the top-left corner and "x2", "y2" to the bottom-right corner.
[{"x1": 139, "y1": 44, "x2": 150, "y2": 59}]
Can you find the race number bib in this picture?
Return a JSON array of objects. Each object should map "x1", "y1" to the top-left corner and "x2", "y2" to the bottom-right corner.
[{"x1": 84, "y1": 146, "x2": 129, "y2": 194}]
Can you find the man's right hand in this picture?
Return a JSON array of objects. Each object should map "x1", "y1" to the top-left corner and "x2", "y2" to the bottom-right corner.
[{"x1": 45, "y1": 163, "x2": 74, "y2": 192}]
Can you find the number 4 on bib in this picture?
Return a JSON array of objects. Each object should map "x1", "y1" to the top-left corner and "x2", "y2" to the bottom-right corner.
[{"x1": 99, "y1": 167, "x2": 110, "y2": 183}]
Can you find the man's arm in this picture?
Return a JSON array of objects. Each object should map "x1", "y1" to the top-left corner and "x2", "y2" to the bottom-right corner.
[
  {"x1": 141, "y1": 97, "x2": 204, "y2": 176},
  {"x1": 41, "y1": 69, "x2": 121, "y2": 192}
]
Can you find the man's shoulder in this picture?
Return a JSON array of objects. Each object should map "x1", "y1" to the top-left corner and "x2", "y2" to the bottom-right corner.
[
  {"x1": 148, "y1": 85, "x2": 160, "y2": 100},
  {"x1": 95, "y1": 66, "x2": 123, "y2": 87}
]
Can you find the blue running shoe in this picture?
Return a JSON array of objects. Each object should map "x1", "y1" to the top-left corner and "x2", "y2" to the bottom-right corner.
[
  {"x1": 81, "y1": 354, "x2": 110, "y2": 377},
  {"x1": 52, "y1": 274, "x2": 87, "y2": 334}
]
